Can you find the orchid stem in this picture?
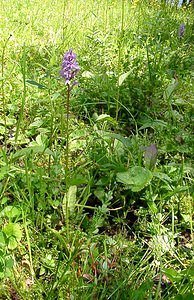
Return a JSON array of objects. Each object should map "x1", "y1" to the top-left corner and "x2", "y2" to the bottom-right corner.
[{"x1": 66, "y1": 84, "x2": 70, "y2": 184}]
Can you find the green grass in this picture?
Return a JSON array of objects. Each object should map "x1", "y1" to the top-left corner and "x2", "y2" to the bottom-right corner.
[{"x1": 0, "y1": 0, "x2": 194, "y2": 299}]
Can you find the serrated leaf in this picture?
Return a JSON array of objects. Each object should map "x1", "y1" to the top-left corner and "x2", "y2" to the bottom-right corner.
[{"x1": 116, "y1": 166, "x2": 153, "y2": 192}]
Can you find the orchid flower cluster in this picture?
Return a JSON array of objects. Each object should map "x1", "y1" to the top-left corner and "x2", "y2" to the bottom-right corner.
[
  {"x1": 179, "y1": 23, "x2": 185, "y2": 38},
  {"x1": 59, "y1": 49, "x2": 80, "y2": 87}
]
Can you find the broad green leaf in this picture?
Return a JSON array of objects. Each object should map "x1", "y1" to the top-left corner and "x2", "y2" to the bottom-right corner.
[
  {"x1": 45, "y1": 224, "x2": 69, "y2": 257},
  {"x1": 63, "y1": 185, "x2": 77, "y2": 216},
  {"x1": 153, "y1": 172, "x2": 172, "y2": 183},
  {"x1": 139, "y1": 119, "x2": 167, "y2": 130},
  {"x1": 5, "y1": 257, "x2": 14, "y2": 269},
  {"x1": 12, "y1": 146, "x2": 53, "y2": 160},
  {"x1": 8, "y1": 236, "x2": 17, "y2": 250},
  {"x1": 0, "y1": 232, "x2": 6, "y2": 247},
  {"x1": 69, "y1": 175, "x2": 88, "y2": 186},
  {"x1": 26, "y1": 79, "x2": 47, "y2": 89},
  {"x1": 147, "y1": 201, "x2": 157, "y2": 213},
  {"x1": 96, "y1": 114, "x2": 117, "y2": 124},
  {"x1": 174, "y1": 98, "x2": 187, "y2": 106},
  {"x1": 29, "y1": 119, "x2": 44, "y2": 128},
  {"x1": 181, "y1": 268, "x2": 194, "y2": 277},
  {"x1": 94, "y1": 187, "x2": 105, "y2": 202},
  {"x1": 0, "y1": 125, "x2": 5, "y2": 134},
  {"x1": 118, "y1": 71, "x2": 131, "y2": 86},
  {"x1": 116, "y1": 166, "x2": 153, "y2": 192},
  {"x1": 143, "y1": 144, "x2": 157, "y2": 170},
  {"x1": 163, "y1": 80, "x2": 178, "y2": 101},
  {"x1": 175, "y1": 294, "x2": 194, "y2": 300},
  {"x1": 162, "y1": 268, "x2": 182, "y2": 282},
  {"x1": 51, "y1": 92, "x2": 60, "y2": 101},
  {"x1": 39, "y1": 265, "x2": 46, "y2": 276},
  {"x1": 103, "y1": 132, "x2": 131, "y2": 148},
  {"x1": 82, "y1": 71, "x2": 95, "y2": 78},
  {"x1": 0, "y1": 116, "x2": 16, "y2": 126},
  {"x1": 12, "y1": 148, "x2": 33, "y2": 160},
  {"x1": 0, "y1": 257, "x2": 4, "y2": 273},
  {"x1": 0, "y1": 166, "x2": 9, "y2": 181},
  {"x1": 0, "y1": 206, "x2": 21, "y2": 219},
  {"x1": 29, "y1": 146, "x2": 53, "y2": 156},
  {"x1": 3, "y1": 223, "x2": 22, "y2": 241},
  {"x1": 35, "y1": 134, "x2": 47, "y2": 145},
  {"x1": 9, "y1": 134, "x2": 30, "y2": 145},
  {"x1": 1, "y1": 197, "x2": 8, "y2": 205},
  {"x1": 181, "y1": 214, "x2": 192, "y2": 224}
]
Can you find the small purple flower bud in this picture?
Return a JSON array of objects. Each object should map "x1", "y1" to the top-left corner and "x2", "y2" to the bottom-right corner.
[
  {"x1": 179, "y1": 23, "x2": 185, "y2": 38},
  {"x1": 144, "y1": 144, "x2": 158, "y2": 170},
  {"x1": 60, "y1": 49, "x2": 80, "y2": 86}
]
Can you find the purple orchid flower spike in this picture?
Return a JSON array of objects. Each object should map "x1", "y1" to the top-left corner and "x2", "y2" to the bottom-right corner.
[
  {"x1": 59, "y1": 49, "x2": 80, "y2": 87},
  {"x1": 179, "y1": 23, "x2": 185, "y2": 39},
  {"x1": 144, "y1": 144, "x2": 158, "y2": 170}
]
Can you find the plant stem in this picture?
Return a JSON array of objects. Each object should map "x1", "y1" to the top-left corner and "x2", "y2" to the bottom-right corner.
[
  {"x1": 65, "y1": 84, "x2": 71, "y2": 237},
  {"x1": 22, "y1": 209, "x2": 35, "y2": 281},
  {"x1": 66, "y1": 84, "x2": 70, "y2": 177},
  {"x1": 15, "y1": 44, "x2": 27, "y2": 144},
  {"x1": 1, "y1": 35, "x2": 12, "y2": 149},
  {"x1": 116, "y1": 0, "x2": 125, "y2": 120}
]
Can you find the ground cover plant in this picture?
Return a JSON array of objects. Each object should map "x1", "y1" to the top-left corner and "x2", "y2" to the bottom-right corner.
[{"x1": 0, "y1": 0, "x2": 194, "y2": 299}]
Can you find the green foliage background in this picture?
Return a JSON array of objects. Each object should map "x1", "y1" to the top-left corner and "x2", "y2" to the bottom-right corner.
[{"x1": 0, "y1": 0, "x2": 193, "y2": 299}]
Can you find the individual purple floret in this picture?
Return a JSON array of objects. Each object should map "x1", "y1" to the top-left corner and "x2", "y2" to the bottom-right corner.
[
  {"x1": 144, "y1": 144, "x2": 158, "y2": 170},
  {"x1": 179, "y1": 23, "x2": 185, "y2": 38},
  {"x1": 59, "y1": 49, "x2": 80, "y2": 86}
]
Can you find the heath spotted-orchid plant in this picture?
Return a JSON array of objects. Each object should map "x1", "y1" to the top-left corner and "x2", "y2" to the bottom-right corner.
[{"x1": 60, "y1": 49, "x2": 80, "y2": 185}]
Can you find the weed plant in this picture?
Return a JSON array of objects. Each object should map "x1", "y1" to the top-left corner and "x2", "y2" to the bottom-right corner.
[{"x1": 0, "y1": 0, "x2": 194, "y2": 299}]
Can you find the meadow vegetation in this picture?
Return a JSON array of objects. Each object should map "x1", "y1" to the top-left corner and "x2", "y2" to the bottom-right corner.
[{"x1": 0, "y1": 0, "x2": 194, "y2": 299}]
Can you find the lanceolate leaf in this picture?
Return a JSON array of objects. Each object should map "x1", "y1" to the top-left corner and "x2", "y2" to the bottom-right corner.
[
  {"x1": 63, "y1": 185, "x2": 77, "y2": 216},
  {"x1": 26, "y1": 79, "x2": 47, "y2": 89},
  {"x1": 118, "y1": 71, "x2": 131, "y2": 86}
]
